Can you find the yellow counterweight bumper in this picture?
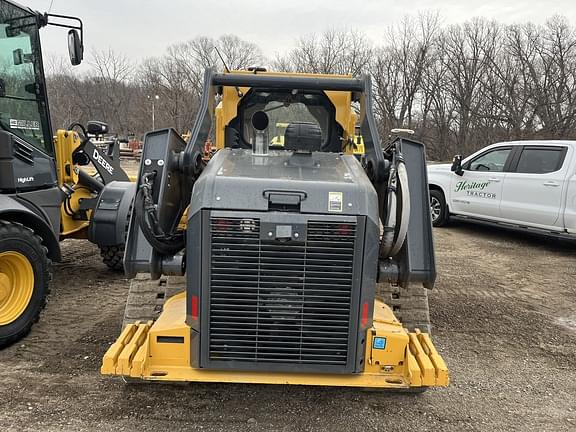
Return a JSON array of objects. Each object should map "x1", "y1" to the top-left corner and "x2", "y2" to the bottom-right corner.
[{"x1": 102, "y1": 294, "x2": 449, "y2": 389}]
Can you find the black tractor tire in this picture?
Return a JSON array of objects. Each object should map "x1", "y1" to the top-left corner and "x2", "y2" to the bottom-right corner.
[
  {"x1": 99, "y1": 244, "x2": 125, "y2": 271},
  {"x1": 98, "y1": 197, "x2": 134, "y2": 272},
  {"x1": 377, "y1": 283, "x2": 431, "y2": 334},
  {"x1": 0, "y1": 221, "x2": 51, "y2": 348},
  {"x1": 429, "y1": 189, "x2": 449, "y2": 227},
  {"x1": 122, "y1": 274, "x2": 186, "y2": 329}
]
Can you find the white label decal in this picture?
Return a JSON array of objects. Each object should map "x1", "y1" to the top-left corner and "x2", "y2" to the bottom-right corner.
[
  {"x1": 10, "y1": 119, "x2": 40, "y2": 130},
  {"x1": 328, "y1": 192, "x2": 343, "y2": 212}
]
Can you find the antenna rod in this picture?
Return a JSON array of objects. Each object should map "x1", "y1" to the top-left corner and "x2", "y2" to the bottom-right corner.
[{"x1": 214, "y1": 46, "x2": 243, "y2": 98}]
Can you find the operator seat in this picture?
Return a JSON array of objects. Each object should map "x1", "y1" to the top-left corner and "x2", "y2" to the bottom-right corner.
[{"x1": 284, "y1": 122, "x2": 322, "y2": 152}]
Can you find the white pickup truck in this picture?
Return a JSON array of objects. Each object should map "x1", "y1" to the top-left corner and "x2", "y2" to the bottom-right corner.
[{"x1": 427, "y1": 140, "x2": 576, "y2": 237}]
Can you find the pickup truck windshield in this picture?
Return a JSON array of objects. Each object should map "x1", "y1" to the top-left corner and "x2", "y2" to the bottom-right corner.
[{"x1": 0, "y1": 2, "x2": 52, "y2": 154}]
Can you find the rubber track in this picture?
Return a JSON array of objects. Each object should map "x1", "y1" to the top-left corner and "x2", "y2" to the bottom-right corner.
[
  {"x1": 122, "y1": 274, "x2": 186, "y2": 329},
  {"x1": 377, "y1": 283, "x2": 431, "y2": 334}
]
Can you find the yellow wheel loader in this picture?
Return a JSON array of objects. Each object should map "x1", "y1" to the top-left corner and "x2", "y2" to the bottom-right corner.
[
  {"x1": 0, "y1": 1, "x2": 134, "y2": 347},
  {"x1": 102, "y1": 69, "x2": 449, "y2": 391}
]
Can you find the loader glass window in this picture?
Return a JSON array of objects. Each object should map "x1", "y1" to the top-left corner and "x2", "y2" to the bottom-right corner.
[
  {"x1": 241, "y1": 90, "x2": 332, "y2": 148},
  {"x1": 0, "y1": 2, "x2": 52, "y2": 154}
]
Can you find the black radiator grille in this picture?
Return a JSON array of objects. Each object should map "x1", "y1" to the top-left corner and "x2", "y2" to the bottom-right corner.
[{"x1": 208, "y1": 216, "x2": 357, "y2": 367}]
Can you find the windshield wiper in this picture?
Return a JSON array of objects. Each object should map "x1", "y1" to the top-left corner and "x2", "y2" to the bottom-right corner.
[{"x1": 0, "y1": 94, "x2": 38, "y2": 102}]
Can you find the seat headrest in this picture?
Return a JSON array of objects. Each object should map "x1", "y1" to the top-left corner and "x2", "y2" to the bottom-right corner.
[{"x1": 284, "y1": 122, "x2": 322, "y2": 152}]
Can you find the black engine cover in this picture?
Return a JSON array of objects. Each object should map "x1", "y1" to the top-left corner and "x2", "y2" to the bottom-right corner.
[
  {"x1": 0, "y1": 131, "x2": 58, "y2": 193},
  {"x1": 186, "y1": 149, "x2": 380, "y2": 374}
]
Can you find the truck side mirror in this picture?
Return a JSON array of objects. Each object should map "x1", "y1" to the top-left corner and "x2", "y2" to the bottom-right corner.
[
  {"x1": 451, "y1": 155, "x2": 464, "y2": 176},
  {"x1": 68, "y1": 29, "x2": 83, "y2": 66}
]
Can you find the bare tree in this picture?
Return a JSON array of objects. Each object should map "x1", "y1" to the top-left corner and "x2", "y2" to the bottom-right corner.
[
  {"x1": 371, "y1": 13, "x2": 440, "y2": 132},
  {"x1": 41, "y1": 17, "x2": 576, "y2": 155},
  {"x1": 275, "y1": 28, "x2": 372, "y2": 75}
]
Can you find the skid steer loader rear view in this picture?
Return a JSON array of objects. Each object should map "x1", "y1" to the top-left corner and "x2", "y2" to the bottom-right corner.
[
  {"x1": 102, "y1": 69, "x2": 449, "y2": 390},
  {"x1": 0, "y1": 0, "x2": 134, "y2": 347}
]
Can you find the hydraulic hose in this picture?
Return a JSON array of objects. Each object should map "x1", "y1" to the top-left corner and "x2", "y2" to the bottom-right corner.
[
  {"x1": 389, "y1": 161, "x2": 410, "y2": 257},
  {"x1": 380, "y1": 153, "x2": 398, "y2": 258},
  {"x1": 135, "y1": 172, "x2": 186, "y2": 256},
  {"x1": 380, "y1": 149, "x2": 411, "y2": 258},
  {"x1": 78, "y1": 169, "x2": 104, "y2": 193}
]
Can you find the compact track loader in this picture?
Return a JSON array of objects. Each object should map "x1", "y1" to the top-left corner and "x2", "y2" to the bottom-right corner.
[
  {"x1": 0, "y1": 0, "x2": 134, "y2": 347},
  {"x1": 102, "y1": 69, "x2": 449, "y2": 390}
]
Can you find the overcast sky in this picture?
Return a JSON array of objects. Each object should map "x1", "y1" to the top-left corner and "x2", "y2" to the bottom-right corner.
[{"x1": 24, "y1": 0, "x2": 576, "y2": 65}]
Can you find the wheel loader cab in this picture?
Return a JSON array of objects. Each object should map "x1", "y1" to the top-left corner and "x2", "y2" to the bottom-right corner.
[
  {"x1": 106, "y1": 69, "x2": 448, "y2": 390},
  {"x1": 0, "y1": 1, "x2": 58, "y2": 192},
  {"x1": 1, "y1": 1, "x2": 136, "y2": 348}
]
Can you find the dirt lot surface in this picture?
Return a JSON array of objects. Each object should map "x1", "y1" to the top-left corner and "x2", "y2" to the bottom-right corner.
[{"x1": 1, "y1": 222, "x2": 575, "y2": 431}]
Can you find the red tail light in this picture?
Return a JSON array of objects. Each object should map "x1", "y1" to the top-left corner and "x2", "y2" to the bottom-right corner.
[
  {"x1": 361, "y1": 302, "x2": 368, "y2": 327},
  {"x1": 214, "y1": 219, "x2": 230, "y2": 231},
  {"x1": 191, "y1": 295, "x2": 199, "y2": 320},
  {"x1": 337, "y1": 224, "x2": 352, "y2": 236}
]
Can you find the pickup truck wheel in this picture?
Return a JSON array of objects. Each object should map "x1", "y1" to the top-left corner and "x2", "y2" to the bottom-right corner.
[{"x1": 430, "y1": 190, "x2": 448, "y2": 227}]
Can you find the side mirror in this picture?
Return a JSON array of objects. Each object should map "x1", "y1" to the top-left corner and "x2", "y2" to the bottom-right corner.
[
  {"x1": 12, "y1": 48, "x2": 32, "y2": 65},
  {"x1": 87, "y1": 121, "x2": 109, "y2": 136},
  {"x1": 68, "y1": 29, "x2": 83, "y2": 66},
  {"x1": 451, "y1": 155, "x2": 464, "y2": 176},
  {"x1": 13, "y1": 48, "x2": 23, "y2": 65}
]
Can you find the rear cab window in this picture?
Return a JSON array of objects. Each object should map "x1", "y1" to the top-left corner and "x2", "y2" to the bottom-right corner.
[{"x1": 513, "y1": 146, "x2": 567, "y2": 174}]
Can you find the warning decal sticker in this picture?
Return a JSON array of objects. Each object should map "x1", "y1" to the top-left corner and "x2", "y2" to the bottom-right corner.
[
  {"x1": 373, "y1": 337, "x2": 387, "y2": 350},
  {"x1": 328, "y1": 192, "x2": 343, "y2": 212}
]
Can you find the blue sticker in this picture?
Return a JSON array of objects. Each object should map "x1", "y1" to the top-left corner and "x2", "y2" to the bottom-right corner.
[{"x1": 373, "y1": 337, "x2": 387, "y2": 350}]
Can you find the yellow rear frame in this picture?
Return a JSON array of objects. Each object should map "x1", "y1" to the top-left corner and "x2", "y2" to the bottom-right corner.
[{"x1": 102, "y1": 294, "x2": 448, "y2": 389}]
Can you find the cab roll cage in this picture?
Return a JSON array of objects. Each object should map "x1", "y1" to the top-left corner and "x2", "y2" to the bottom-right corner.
[{"x1": 180, "y1": 69, "x2": 388, "y2": 185}]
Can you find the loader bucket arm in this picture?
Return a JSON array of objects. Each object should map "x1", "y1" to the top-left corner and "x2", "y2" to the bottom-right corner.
[
  {"x1": 396, "y1": 138, "x2": 436, "y2": 288},
  {"x1": 376, "y1": 135, "x2": 437, "y2": 289}
]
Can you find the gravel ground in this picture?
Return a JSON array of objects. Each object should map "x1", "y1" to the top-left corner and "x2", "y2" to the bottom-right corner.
[{"x1": 0, "y1": 221, "x2": 575, "y2": 432}]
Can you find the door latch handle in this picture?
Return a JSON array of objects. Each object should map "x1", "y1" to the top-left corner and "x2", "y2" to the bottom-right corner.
[
  {"x1": 543, "y1": 181, "x2": 559, "y2": 187},
  {"x1": 488, "y1": 177, "x2": 501, "y2": 182}
]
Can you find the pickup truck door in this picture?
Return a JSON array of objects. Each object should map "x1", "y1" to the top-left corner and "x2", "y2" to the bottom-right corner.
[
  {"x1": 449, "y1": 146, "x2": 513, "y2": 218},
  {"x1": 500, "y1": 145, "x2": 569, "y2": 227}
]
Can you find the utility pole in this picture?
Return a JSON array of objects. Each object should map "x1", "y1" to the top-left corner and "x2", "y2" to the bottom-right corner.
[{"x1": 148, "y1": 94, "x2": 159, "y2": 130}]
